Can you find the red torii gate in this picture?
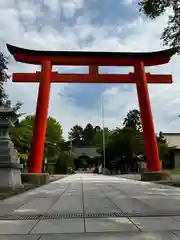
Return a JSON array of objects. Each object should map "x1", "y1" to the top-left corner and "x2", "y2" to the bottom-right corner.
[{"x1": 7, "y1": 44, "x2": 177, "y2": 177}]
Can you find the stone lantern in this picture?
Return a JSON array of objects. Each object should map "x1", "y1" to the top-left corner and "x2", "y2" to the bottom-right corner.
[{"x1": 0, "y1": 100, "x2": 22, "y2": 189}]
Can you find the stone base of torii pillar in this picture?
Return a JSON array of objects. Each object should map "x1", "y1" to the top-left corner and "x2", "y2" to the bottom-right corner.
[{"x1": 141, "y1": 171, "x2": 171, "y2": 182}]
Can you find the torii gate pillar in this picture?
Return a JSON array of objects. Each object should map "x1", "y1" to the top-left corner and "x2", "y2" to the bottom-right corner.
[
  {"x1": 29, "y1": 60, "x2": 52, "y2": 173},
  {"x1": 135, "y1": 61, "x2": 160, "y2": 172}
]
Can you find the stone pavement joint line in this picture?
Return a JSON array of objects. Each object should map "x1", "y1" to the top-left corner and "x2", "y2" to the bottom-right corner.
[
  {"x1": 1, "y1": 174, "x2": 180, "y2": 238},
  {"x1": 2, "y1": 211, "x2": 180, "y2": 220},
  {"x1": 80, "y1": 177, "x2": 86, "y2": 233}
]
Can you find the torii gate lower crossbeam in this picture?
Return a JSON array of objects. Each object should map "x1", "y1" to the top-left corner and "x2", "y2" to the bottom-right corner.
[{"x1": 7, "y1": 44, "x2": 177, "y2": 179}]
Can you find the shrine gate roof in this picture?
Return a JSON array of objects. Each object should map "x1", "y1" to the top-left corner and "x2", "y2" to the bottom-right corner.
[{"x1": 7, "y1": 44, "x2": 178, "y2": 66}]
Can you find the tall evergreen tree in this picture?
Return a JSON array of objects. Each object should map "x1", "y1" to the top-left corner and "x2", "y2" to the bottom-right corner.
[{"x1": 123, "y1": 109, "x2": 142, "y2": 132}]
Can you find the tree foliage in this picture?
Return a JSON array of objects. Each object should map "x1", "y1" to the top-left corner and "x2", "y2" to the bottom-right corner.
[
  {"x1": 123, "y1": 109, "x2": 142, "y2": 132},
  {"x1": 46, "y1": 116, "x2": 63, "y2": 144},
  {"x1": 139, "y1": 1, "x2": 171, "y2": 19},
  {"x1": 139, "y1": 0, "x2": 180, "y2": 49},
  {"x1": 0, "y1": 52, "x2": 24, "y2": 122},
  {"x1": 58, "y1": 110, "x2": 176, "y2": 172},
  {"x1": 10, "y1": 115, "x2": 64, "y2": 166},
  {"x1": 10, "y1": 117, "x2": 33, "y2": 155},
  {"x1": 83, "y1": 123, "x2": 94, "y2": 145},
  {"x1": 68, "y1": 123, "x2": 111, "y2": 149},
  {"x1": 68, "y1": 124, "x2": 84, "y2": 145},
  {"x1": 0, "y1": 53, "x2": 9, "y2": 106},
  {"x1": 95, "y1": 109, "x2": 172, "y2": 173},
  {"x1": 97, "y1": 126, "x2": 145, "y2": 173},
  {"x1": 10, "y1": 110, "x2": 173, "y2": 173}
]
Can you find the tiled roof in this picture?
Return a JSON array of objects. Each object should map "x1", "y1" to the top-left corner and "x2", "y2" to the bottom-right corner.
[{"x1": 72, "y1": 147, "x2": 101, "y2": 158}]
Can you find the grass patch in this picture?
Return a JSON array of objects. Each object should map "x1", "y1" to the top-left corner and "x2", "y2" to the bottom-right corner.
[{"x1": 170, "y1": 168, "x2": 180, "y2": 174}]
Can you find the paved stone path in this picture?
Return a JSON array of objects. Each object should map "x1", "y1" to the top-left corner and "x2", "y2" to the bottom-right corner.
[
  {"x1": 117, "y1": 173, "x2": 180, "y2": 181},
  {"x1": 1, "y1": 174, "x2": 180, "y2": 239}
]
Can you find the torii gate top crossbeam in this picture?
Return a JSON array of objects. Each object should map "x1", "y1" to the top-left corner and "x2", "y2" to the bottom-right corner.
[{"x1": 7, "y1": 44, "x2": 178, "y2": 66}]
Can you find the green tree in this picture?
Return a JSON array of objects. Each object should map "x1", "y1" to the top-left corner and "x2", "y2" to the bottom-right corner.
[
  {"x1": 0, "y1": 52, "x2": 23, "y2": 122},
  {"x1": 45, "y1": 116, "x2": 63, "y2": 161},
  {"x1": 93, "y1": 127, "x2": 112, "y2": 150},
  {"x1": 94, "y1": 125, "x2": 101, "y2": 132},
  {"x1": 10, "y1": 116, "x2": 33, "y2": 154},
  {"x1": 92, "y1": 126, "x2": 102, "y2": 147},
  {"x1": 46, "y1": 116, "x2": 63, "y2": 143},
  {"x1": 139, "y1": 0, "x2": 180, "y2": 49},
  {"x1": 10, "y1": 115, "x2": 64, "y2": 168},
  {"x1": 68, "y1": 124, "x2": 84, "y2": 145},
  {"x1": 100, "y1": 126, "x2": 144, "y2": 173},
  {"x1": 83, "y1": 123, "x2": 95, "y2": 145},
  {"x1": 69, "y1": 124, "x2": 103, "y2": 147},
  {"x1": 93, "y1": 109, "x2": 174, "y2": 173},
  {"x1": 123, "y1": 109, "x2": 142, "y2": 132}
]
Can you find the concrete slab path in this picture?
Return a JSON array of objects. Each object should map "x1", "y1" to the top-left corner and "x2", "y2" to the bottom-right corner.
[{"x1": 1, "y1": 174, "x2": 180, "y2": 239}]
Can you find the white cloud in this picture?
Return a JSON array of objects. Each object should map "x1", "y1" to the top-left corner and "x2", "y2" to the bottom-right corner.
[
  {"x1": 62, "y1": 0, "x2": 84, "y2": 18},
  {"x1": 43, "y1": 0, "x2": 60, "y2": 12},
  {"x1": 122, "y1": 0, "x2": 137, "y2": 5},
  {"x1": 1, "y1": 1, "x2": 179, "y2": 139},
  {"x1": 43, "y1": 0, "x2": 84, "y2": 17}
]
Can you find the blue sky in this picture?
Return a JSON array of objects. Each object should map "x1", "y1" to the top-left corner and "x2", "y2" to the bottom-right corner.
[{"x1": 1, "y1": 0, "x2": 180, "y2": 138}]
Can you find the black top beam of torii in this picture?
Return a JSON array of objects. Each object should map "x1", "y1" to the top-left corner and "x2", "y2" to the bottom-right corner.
[{"x1": 6, "y1": 44, "x2": 179, "y2": 66}]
